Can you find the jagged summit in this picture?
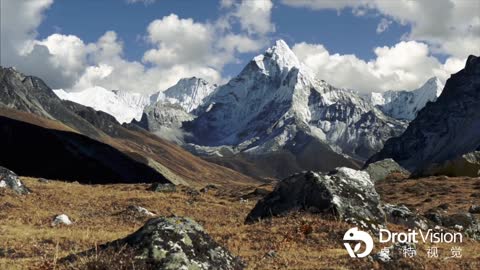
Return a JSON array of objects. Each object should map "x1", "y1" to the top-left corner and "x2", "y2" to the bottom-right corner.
[
  {"x1": 366, "y1": 77, "x2": 444, "y2": 121},
  {"x1": 252, "y1": 40, "x2": 302, "y2": 77}
]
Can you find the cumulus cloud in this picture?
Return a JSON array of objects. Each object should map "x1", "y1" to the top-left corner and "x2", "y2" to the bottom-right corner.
[
  {"x1": 1, "y1": 0, "x2": 275, "y2": 94},
  {"x1": 293, "y1": 41, "x2": 463, "y2": 93},
  {"x1": 282, "y1": 0, "x2": 480, "y2": 59}
]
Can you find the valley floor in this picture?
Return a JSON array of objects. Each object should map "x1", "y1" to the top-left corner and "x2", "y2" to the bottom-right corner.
[{"x1": 1, "y1": 177, "x2": 479, "y2": 269}]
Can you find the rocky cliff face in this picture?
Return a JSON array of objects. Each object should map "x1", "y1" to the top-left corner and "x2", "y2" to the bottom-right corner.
[{"x1": 368, "y1": 55, "x2": 480, "y2": 174}]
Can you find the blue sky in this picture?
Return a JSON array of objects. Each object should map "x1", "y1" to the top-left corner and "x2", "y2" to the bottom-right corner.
[
  {"x1": 36, "y1": 0, "x2": 411, "y2": 77},
  {"x1": 2, "y1": 0, "x2": 478, "y2": 93}
]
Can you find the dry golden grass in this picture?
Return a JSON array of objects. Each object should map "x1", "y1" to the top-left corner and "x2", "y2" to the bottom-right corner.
[{"x1": 0, "y1": 177, "x2": 479, "y2": 269}]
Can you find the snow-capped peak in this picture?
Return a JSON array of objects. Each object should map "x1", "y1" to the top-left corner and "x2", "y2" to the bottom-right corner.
[
  {"x1": 54, "y1": 87, "x2": 150, "y2": 124},
  {"x1": 252, "y1": 39, "x2": 302, "y2": 77},
  {"x1": 151, "y1": 77, "x2": 216, "y2": 112},
  {"x1": 366, "y1": 77, "x2": 444, "y2": 121}
]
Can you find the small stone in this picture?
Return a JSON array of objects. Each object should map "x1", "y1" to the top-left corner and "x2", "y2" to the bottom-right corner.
[
  {"x1": 266, "y1": 250, "x2": 277, "y2": 258},
  {"x1": 38, "y1": 178, "x2": 49, "y2": 183},
  {"x1": 52, "y1": 214, "x2": 73, "y2": 226},
  {"x1": 126, "y1": 205, "x2": 155, "y2": 217}
]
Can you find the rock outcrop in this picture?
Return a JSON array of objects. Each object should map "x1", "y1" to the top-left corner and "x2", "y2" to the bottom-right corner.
[
  {"x1": 364, "y1": 159, "x2": 410, "y2": 182},
  {"x1": 66, "y1": 217, "x2": 244, "y2": 270},
  {"x1": 245, "y1": 167, "x2": 385, "y2": 231},
  {"x1": 0, "y1": 167, "x2": 30, "y2": 195}
]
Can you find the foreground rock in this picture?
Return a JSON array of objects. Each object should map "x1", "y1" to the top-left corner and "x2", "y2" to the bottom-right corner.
[
  {"x1": 0, "y1": 167, "x2": 30, "y2": 195},
  {"x1": 382, "y1": 204, "x2": 428, "y2": 230},
  {"x1": 424, "y1": 151, "x2": 480, "y2": 177},
  {"x1": 245, "y1": 168, "x2": 385, "y2": 231},
  {"x1": 364, "y1": 159, "x2": 410, "y2": 182},
  {"x1": 65, "y1": 217, "x2": 244, "y2": 270}
]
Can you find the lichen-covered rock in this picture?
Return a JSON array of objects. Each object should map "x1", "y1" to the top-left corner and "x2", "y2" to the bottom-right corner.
[
  {"x1": 67, "y1": 217, "x2": 244, "y2": 269},
  {"x1": 148, "y1": 183, "x2": 176, "y2": 193},
  {"x1": 0, "y1": 166, "x2": 30, "y2": 195},
  {"x1": 383, "y1": 204, "x2": 428, "y2": 230},
  {"x1": 364, "y1": 159, "x2": 410, "y2": 182},
  {"x1": 245, "y1": 167, "x2": 385, "y2": 231}
]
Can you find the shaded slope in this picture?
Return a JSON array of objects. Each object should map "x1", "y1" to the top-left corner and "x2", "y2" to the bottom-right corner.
[{"x1": 0, "y1": 115, "x2": 167, "y2": 183}]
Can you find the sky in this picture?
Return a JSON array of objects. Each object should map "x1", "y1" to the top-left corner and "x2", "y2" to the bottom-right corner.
[{"x1": 1, "y1": 0, "x2": 479, "y2": 94}]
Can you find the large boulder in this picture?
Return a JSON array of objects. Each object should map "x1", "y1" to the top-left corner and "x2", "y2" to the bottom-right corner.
[
  {"x1": 245, "y1": 167, "x2": 385, "y2": 231},
  {"x1": 363, "y1": 159, "x2": 410, "y2": 182},
  {"x1": 66, "y1": 217, "x2": 244, "y2": 270},
  {"x1": 423, "y1": 151, "x2": 480, "y2": 177},
  {"x1": 0, "y1": 166, "x2": 30, "y2": 195}
]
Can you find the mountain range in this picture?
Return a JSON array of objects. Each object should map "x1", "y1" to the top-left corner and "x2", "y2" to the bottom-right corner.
[
  {"x1": 51, "y1": 40, "x2": 446, "y2": 179},
  {"x1": 2, "y1": 39, "x2": 477, "y2": 182}
]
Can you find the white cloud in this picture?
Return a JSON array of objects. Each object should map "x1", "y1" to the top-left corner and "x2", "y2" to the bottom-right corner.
[
  {"x1": 1, "y1": 0, "x2": 275, "y2": 94},
  {"x1": 282, "y1": 0, "x2": 480, "y2": 59},
  {"x1": 143, "y1": 14, "x2": 214, "y2": 67},
  {"x1": 376, "y1": 18, "x2": 391, "y2": 34},
  {"x1": 233, "y1": 0, "x2": 275, "y2": 35},
  {"x1": 293, "y1": 41, "x2": 463, "y2": 93}
]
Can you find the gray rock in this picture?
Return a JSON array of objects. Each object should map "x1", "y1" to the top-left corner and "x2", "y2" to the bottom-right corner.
[
  {"x1": 38, "y1": 178, "x2": 49, "y2": 183},
  {"x1": 383, "y1": 204, "x2": 428, "y2": 230},
  {"x1": 148, "y1": 183, "x2": 176, "y2": 193},
  {"x1": 363, "y1": 159, "x2": 410, "y2": 182},
  {"x1": 469, "y1": 205, "x2": 480, "y2": 214},
  {"x1": 0, "y1": 167, "x2": 30, "y2": 195},
  {"x1": 424, "y1": 151, "x2": 480, "y2": 177},
  {"x1": 245, "y1": 167, "x2": 385, "y2": 231},
  {"x1": 66, "y1": 217, "x2": 244, "y2": 270},
  {"x1": 200, "y1": 184, "x2": 219, "y2": 193},
  {"x1": 424, "y1": 211, "x2": 480, "y2": 240}
]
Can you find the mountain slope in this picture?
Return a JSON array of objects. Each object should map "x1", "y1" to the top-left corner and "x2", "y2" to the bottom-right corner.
[
  {"x1": 0, "y1": 109, "x2": 166, "y2": 183},
  {"x1": 184, "y1": 40, "x2": 405, "y2": 177},
  {"x1": 0, "y1": 66, "x2": 259, "y2": 187},
  {"x1": 368, "y1": 55, "x2": 480, "y2": 173},
  {"x1": 54, "y1": 87, "x2": 150, "y2": 124},
  {"x1": 367, "y1": 77, "x2": 444, "y2": 120}
]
